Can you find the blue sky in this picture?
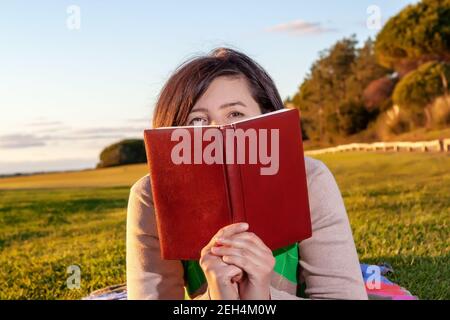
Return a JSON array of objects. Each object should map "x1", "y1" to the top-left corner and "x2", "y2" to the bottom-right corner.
[{"x1": 0, "y1": 0, "x2": 417, "y2": 174}]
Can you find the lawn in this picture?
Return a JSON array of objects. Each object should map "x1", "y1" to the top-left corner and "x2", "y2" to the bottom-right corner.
[
  {"x1": 314, "y1": 152, "x2": 449, "y2": 300},
  {"x1": 0, "y1": 152, "x2": 448, "y2": 299}
]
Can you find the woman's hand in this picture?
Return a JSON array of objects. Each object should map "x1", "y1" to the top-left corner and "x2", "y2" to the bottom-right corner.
[
  {"x1": 210, "y1": 229, "x2": 275, "y2": 300},
  {"x1": 199, "y1": 223, "x2": 248, "y2": 300}
]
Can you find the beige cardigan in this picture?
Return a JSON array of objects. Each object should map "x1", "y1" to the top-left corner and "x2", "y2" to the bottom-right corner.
[{"x1": 126, "y1": 156, "x2": 368, "y2": 300}]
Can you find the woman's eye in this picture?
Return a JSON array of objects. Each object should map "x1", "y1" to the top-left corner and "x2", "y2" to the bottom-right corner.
[
  {"x1": 189, "y1": 117, "x2": 208, "y2": 126},
  {"x1": 228, "y1": 111, "x2": 244, "y2": 118}
]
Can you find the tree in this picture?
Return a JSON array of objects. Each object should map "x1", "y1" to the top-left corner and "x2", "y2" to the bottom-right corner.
[
  {"x1": 347, "y1": 38, "x2": 391, "y2": 103},
  {"x1": 291, "y1": 36, "x2": 389, "y2": 140},
  {"x1": 97, "y1": 139, "x2": 147, "y2": 168},
  {"x1": 338, "y1": 101, "x2": 373, "y2": 135},
  {"x1": 392, "y1": 61, "x2": 450, "y2": 127},
  {"x1": 374, "y1": 0, "x2": 450, "y2": 74},
  {"x1": 291, "y1": 36, "x2": 358, "y2": 140}
]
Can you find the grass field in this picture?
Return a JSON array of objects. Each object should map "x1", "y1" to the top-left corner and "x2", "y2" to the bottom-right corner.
[{"x1": 0, "y1": 152, "x2": 448, "y2": 299}]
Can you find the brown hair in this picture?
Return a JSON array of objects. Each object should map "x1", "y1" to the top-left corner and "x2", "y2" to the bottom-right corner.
[{"x1": 152, "y1": 47, "x2": 285, "y2": 128}]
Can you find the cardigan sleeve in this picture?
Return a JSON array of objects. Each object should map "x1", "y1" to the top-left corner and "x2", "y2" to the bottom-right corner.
[
  {"x1": 297, "y1": 157, "x2": 368, "y2": 300},
  {"x1": 126, "y1": 174, "x2": 213, "y2": 300},
  {"x1": 126, "y1": 175, "x2": 185, "y2": 299}
]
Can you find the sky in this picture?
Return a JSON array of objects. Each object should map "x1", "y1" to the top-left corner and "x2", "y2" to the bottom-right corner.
[{"x1": 0, "y1": 0, "x2": 418, "y2": 175}]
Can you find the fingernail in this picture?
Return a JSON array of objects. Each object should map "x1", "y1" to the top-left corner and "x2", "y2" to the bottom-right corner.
[{"x1": 241, "y1": 223, "x2": 249, "y2": 229}]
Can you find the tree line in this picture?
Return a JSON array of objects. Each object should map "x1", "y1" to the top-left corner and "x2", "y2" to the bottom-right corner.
[{"x1": 287, "y1": 0, "x2": 450, "y2": 143}]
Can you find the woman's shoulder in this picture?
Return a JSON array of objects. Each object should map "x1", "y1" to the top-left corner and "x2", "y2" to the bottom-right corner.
[
  {"x1": 127, "y1": 174, "x2": 157, "y2": 235},
  {"x1": 303, "y1": 155, "x2": 331, "y2": 185},
  {"x1": 130, "y1": 174, "x2": 151, "y2": 193},
  {"x1": 303, "y1": 155, "x2": 347, "y2": 225},
  {"x1": 129, "y1": 174, "x2": 153, "y2": 207},
  {"x1": 303, "y1": 155, "x2": 342, "y2": 196}
]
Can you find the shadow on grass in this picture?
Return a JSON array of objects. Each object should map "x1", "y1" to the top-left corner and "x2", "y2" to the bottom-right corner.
[
  {"x1": 1, "y1": 198, "x2": 127, "y2": 216},
  {"x1": 0, "y1": 230, "x2": 52, "y2": 251}
]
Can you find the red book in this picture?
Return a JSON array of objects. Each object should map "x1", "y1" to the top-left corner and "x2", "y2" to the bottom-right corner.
[{"x1": 143, "y1": 108, "x2": 312, "y2": 260}]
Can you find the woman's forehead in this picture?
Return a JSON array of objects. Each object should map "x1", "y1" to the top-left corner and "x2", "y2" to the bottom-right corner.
[{"x1": 193, "y1": 76, "x2": 258, "y2": 112}]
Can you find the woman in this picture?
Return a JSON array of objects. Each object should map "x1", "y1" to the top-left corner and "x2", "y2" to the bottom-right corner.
[{"x1": 126, "y1": 47, "x2": 368, "y2": 300}]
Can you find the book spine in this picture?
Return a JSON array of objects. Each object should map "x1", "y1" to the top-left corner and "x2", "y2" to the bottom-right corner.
[{"x1": 222, "y1": 126, "x2": 247, "y2": 224}]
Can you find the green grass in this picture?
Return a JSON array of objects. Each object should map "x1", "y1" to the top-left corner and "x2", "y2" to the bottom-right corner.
[
  {"x1": 314, "y1": 152, "x2": 450, "y2": 300},
  {"x1": 0, "y1": 152, "x2": 448, "y2": 299},
  {"x1": 0, "y1": 187, "x2": 129, "y2": 299},
  {"x1": 0, "y1": 163, "x2": 147, "y2": 189}
]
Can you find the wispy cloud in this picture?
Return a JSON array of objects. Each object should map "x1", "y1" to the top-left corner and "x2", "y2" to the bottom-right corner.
[
  {"x1": 25, "y1": 119, "x2": 72, "y2": 134},
  {"x1": 126, "y1": 117, "x2": 152, "y2": 124},
  {"x1": 73, "y1": 126, "x2": 144, "y2": 135},
  {"x1": 266, "y1": 20, "x2": 337, "y2": 35},
  {"x1": 0, "y1": 134, "x2": 46, "y2": 149},
  {"x1": 28, "y1": 120, "x2": 64, "y2": 127},
  {"x1": 0, "y1": 158, "x2": 97, "y2": 176},
  {"x1": 0, "y1": 126, "x2": 145, "y2": 149}
]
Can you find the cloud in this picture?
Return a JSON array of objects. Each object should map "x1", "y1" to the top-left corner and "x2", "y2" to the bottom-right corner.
[
  {"x1": 266, "y1": 20, "x2": 337, "y2": 35},
  {"x1": 0, "y1": 125, "x2": 145, "y2": 149},
  {"x1": 0, "y1": 158, "x2": 97, "y2": 176},
  {"x1": 126, "y1": 117, "x2": 152, "y2": 124},
  {"x1": 25, "y1": 119, "x2": 71, "y2": 134},
  {"x1": 0, "y1": 134, "x2": 46, "y2": 149},
  {"x1": 73, "y1": 126, "x2": 143, "y2": 135},
  {"x1": 28, "y1": 120, "x2": 64, "y2": 127}
]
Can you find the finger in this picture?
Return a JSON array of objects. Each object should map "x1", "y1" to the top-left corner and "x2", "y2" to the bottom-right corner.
[
  {"x1": 218, "y1": 231, "x2": 265, "y2": 247},
  {"x1": 211, "y1": 245, "x2": 267, "y2": 271},
  {"x1": 210, "y1": 245, "x2": 247, "y2": 258},
  {"x1": 210, "y1": 245, "x2": 258, "y2": 260},
  {"x1": 221, "y1": 255, "x2": 256, "y2": 275},
  {"x1": 231, "y1": 270, "x2": 246, "y2": 284},
  {"x1": 216, "y1": 233, "x2": 270, "y2": 257},
  {"x1": 224, "y1": 264, "x2": 244, "y2": 282},
  {"x1": 238, "y1": 232, "x2": 266, "y2": 247},
  {"x1": 201, "y1": 223, "x2": 249, "y2": 256},
  {"x1": 214, "y1": 222, "x2": 249, "y2": 241}
]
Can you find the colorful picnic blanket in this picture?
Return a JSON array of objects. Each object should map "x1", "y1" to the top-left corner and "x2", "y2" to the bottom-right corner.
[
  {"x1": 82, "y1": 263, "x2": 418, "y2": 300},
  {"x1": 361, "y1": 263, "x2": 418, "y2": 300}
]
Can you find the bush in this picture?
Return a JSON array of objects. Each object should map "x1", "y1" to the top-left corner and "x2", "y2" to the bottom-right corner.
[
  {"x1": 339, "y1": 101, "x2": 375, "y2": 136},
  {"x1": 363, "y1": 76, "x2": 397, "y2": 112},
  {"x1": 393, "y1": 61, "x2": 450, "y2": 126},
  {"x1": 430, "y1": 95, "x2": 450, "y2": 127},
  {"x1": 97, "y1": 139, "x2": 146, "y2": 168},
  {"x1": 375, "y1": 105, "x2": 412, "y2": 139}
]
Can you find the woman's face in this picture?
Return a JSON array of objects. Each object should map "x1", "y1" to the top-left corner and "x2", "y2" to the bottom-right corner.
[{"x1": 186, "y1": 76, "x2": 262, "y2": 126}]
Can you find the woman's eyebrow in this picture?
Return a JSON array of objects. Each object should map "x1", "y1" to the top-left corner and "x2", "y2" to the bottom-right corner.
[
  {"x1": 191, "y1": 101, "x2": 247, "y2": 113},
  {"x1": 219, "y1": 101, "x2": 247, "y2": 109},
  {"x1": 190, "y1": 107, "x2": 208, "y2": 113}
]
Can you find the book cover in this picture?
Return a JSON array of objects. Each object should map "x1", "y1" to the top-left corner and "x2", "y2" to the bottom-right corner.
[{"x1": 143, "y1": 108, "x2": 312, "y2": 260}]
